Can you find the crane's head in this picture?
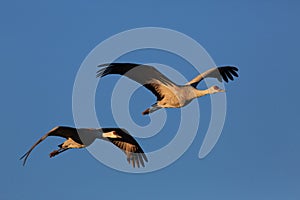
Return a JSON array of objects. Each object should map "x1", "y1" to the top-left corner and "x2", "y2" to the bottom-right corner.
[
  {"x1": 208, "y1": 85, "x2": 225, "y2": 94},
  {"x1": 102, "y1": 131, "x2": 122, "y2": 139}
]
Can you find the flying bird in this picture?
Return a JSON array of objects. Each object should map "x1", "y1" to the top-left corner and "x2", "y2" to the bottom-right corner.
[
  {"x1": 97, "y1": 63, "x2": 239, "y2": 115},
  {"x1": 20, "y1": 126, "x2": 148, "y2": 168}
]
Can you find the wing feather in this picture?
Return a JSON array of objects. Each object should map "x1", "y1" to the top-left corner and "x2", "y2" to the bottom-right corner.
[
  {"x1": 104, "y1": 128, "x2": 148, "y2": 168},
  {"x1": 97, "y1": 63, "x2": 177, "y2": 100},
  {"x1": 187, "y1": 66, "x2": 239, "y2": 87},
  {"x1": 20, "y1": 126, "x2": 77, "y2": 166}
]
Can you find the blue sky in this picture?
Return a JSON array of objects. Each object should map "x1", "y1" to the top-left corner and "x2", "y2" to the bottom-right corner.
[{"x1": 1, "y1": 0, "x2": 300, "y2": 199}]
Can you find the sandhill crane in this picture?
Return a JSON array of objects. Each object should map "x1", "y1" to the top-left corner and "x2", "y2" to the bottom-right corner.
[
  {"x1": 97, "y1": 63, "x2": 239, "y2": 115},
  {"x1": 20, "y1": 126, "x2": 148, "y2": 168}
]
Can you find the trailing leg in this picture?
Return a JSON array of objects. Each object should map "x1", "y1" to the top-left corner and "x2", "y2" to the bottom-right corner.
[
  {"x1": 142, "y1": 103, "x2": 162, "y2": 115},
  {"x1": 49, "y1": 148, "x2": 68, "y2": 158}
]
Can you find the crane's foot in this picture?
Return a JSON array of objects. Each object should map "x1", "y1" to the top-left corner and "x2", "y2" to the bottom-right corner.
[
  {"x1": 142, "y1": 108, "x2": 150, "y2": 115},
  {"x1": 142, "y1": 105, "x2": 162, "y2": 115},
  {"x1": 49, "y1": 150, "x2": 59, "y2": 158}
]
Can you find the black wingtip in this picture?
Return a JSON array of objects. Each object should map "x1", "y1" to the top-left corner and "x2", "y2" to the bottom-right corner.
[
  {"x1": 218, "y1": 66, "x2": 239, "y2": 83},
  {"x1": 97, "y1": 63, "x2": 112, "y2": 68},
  {"x1": 19, "y1": 154, "x2": 26, "y2": 160},
  {"x1": 96, "y1": 68, "x2": 108, "y2": 78},
  {"x1": 229, "y1": 66, "x2": 238, "y2": 71},
  {"x1": 143, "y1": 154, "x2": 148, "y2": 163},
  {"x1": 19, "y1": 153, "x2": 28, "y2": 166}
]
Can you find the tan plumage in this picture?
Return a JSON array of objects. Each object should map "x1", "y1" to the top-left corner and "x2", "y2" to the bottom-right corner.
[
  {"x1": 97, "y1": 63, "x2": 239, "y2": 114},
  {"x1": 20, "y1": 126, "x2": 148, "y2": 168}
]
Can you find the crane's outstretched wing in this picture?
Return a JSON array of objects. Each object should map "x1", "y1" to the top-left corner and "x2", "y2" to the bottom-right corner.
[
  {"x1": 20, "y1": 126, "x2": 77, "y2": 166},
  {"x1": 102, "y1": 128, "x2": 148, "y2": 168},
  {"x1": 186, "y1": 66, "x2": 239, "y2": 88},
  {"x1": 97, "y1": 63, "x2": 178, "y2": 101}
]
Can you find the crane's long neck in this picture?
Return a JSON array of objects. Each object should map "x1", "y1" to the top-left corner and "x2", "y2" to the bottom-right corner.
[
  {"x1": 194, "y1": 86, "x2": 225, "y2": 98},
  {"x1": 194, "y1": 88, "x2": 211, "y2": 98}
]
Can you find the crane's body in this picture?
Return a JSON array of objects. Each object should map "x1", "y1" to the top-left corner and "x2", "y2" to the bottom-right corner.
[
  {"x1": 20, "y1": 126, "x2": 148, "y2": 168},
  {"x1": 97, "y1": 63, "x2": 238, "y2": 114}
]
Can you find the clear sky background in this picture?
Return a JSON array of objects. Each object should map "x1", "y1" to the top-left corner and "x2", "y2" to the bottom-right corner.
[{"x1": 1, "y1": 0, "x2": 299, "y2": 199}]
